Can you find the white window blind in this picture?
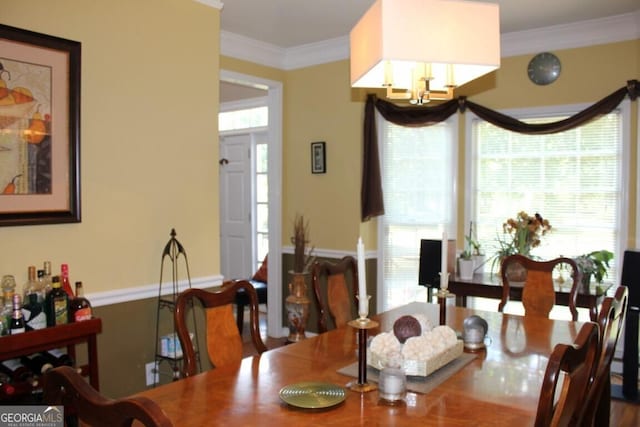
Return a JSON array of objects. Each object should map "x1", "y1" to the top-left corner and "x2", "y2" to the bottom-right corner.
[
  {"x1": 378, "y1": 116, "x2": 456, "y2": 311},
  {"x1": 469, "y1": 107, "x2": 625, "y2": 280}
]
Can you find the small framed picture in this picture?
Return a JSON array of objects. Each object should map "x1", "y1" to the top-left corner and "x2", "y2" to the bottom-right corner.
[{"x1": 311, "y1": 141, "x2": 326, "y2": 174}]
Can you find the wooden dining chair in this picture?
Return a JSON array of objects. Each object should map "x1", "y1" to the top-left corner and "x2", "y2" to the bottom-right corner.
[
  {"x1": 174, "y1": 280, "x2": 268, "y2": 377},
  {"x1": 577, "y1": 285, "x2": 628, "y2": 426},
  {"x1": 499, "y1": 254, "x2": 580, "y2": 321},
  {"x1": 311, "y1": 256, "x2": 359, "y2": 333},
  {"x1": 534, "y1": 321, "x2": 600, "y2": 427},
  {"x1": 43, "y1": 365, "x2": 173, "y2": 427}
]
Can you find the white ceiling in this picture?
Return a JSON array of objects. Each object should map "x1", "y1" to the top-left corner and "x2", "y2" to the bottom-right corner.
[
  {"x1": 218, "y1": 0, "x2": 639, "y2": 102},
  {"x1": 220, "y1": 0, "x2": 639, "y2": 49}
]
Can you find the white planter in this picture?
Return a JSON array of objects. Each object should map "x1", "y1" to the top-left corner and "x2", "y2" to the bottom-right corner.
[
  {"x1": 458, "y1": 258, "x2": 475, "y2": 280},
  {"x1": 472, "y1": 255, "x2": 486, "y2": 273}
]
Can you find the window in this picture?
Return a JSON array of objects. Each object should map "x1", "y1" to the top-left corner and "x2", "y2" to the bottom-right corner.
[
  {"x1": 378, "y1": 114, "x2": 457, "y2": 311},
  {"x1": 255, "y1": 136, "x2": 269, "y2": 270},
  {"x1": 219, "y1": 106, "x2": 268, "y2": 132},
  {"x1": 467, "y1": 103, "x2": 629, "y2": 281}
]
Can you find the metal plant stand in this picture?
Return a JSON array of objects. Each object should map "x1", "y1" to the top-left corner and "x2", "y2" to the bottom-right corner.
[{"x1": 152, "y1": 228, "x2": 200, "y2": 386}]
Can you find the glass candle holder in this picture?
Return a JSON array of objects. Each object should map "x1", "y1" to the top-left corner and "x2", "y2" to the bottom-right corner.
[{"x1": 379, "y1": 366, "x2": 406, "y2": 402}]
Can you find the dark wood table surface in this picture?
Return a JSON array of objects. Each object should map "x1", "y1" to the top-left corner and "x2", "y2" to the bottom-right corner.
[
  {"x1": 437, "y1": 273, "x2": 612, "y2": 321},
  {"x1": 134, "y1": 302, "x2": 583, "y2": 426}
]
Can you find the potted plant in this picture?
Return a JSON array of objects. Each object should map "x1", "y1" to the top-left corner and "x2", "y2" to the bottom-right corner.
[
  {"x1": 574, "y1": 250, "x2": 614, "y2": 286},
  {"x1": 490, "y1": 211, "x2": 552, "y2": 277}
]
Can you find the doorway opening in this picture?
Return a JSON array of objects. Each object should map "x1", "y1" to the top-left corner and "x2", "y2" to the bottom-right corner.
[{"x1": 219, "y1": 71, "x2": 284, "y2": 338}]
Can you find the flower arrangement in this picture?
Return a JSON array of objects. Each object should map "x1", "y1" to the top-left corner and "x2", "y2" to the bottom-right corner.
[
  {"x1": 491, "y1": 211, "x2": 551, "y2": 273},
  {"x1": 291, "y1": 214, "x2": 315, "y2": 273},
  {"x1": 499, "y1": 211, "x2": 551, "y2": 257},
  {"x1": 574, "y1": 250, "x2": 613, "y2": 284}
]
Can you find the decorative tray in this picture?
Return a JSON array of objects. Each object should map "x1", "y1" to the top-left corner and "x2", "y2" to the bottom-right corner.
[
  {"x1": 367, "y1": 339, "x2": 464, "y2": 377},
  {"x1": 279, "y1": 382, "x2": 346, "y2": 409}
]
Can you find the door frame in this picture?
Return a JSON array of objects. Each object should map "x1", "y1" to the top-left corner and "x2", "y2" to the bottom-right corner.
[{"x1": 220, "y1": 70, "x2": 284, "y2": 337}]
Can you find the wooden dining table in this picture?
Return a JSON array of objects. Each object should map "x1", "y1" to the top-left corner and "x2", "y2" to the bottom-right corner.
[{"x1": 134, "y1": 302, "x2": 583, "y2": 426}]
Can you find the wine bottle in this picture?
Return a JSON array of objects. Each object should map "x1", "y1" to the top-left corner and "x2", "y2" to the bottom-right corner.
[
  {"x1": 9, "y1": 294, "x2": 26, "y2": 335},
  {"x1": 42, "y1": 348, "x2": 74, "y2": 368},
  {"x1": 22, "y1": 293, "x2": 47, "y2": 331},
  {"x1": 0, "y1": 358, "x2": 31, "y2": 382},
  {"x1": 60, "y1": 264, "x2": 75, "y2": 298},
  {"x1": 45, "y1": 276, "x2": 69, "y2": 327},
  {"x1": 21, "y1": 353, "x2": 54, "y2": 375},
  {"x1": 70, "y1": 282, "x2": 92, "y2": 322}
]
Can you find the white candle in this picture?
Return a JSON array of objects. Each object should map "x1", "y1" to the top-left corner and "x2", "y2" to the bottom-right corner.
[
  {"x1": 357, "y1": 237, "x2": 368, "y2": 315},
  {"x1": 441, "y1": 229, "x2": 448, "y2": 289}
]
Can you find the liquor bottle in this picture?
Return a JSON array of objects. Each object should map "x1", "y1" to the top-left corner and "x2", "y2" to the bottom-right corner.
[
  {"x1": 21, "y1": 353, "x2": 54, "y2": 376},
  {"x1": 43, "y1": 261, "x2": 53, "y2": 295},
  {"x1": 22, "y1": 266, "x2": 38, "y2": 301},
  {"x1": 1, "y1": 275, "x2": 17, "y2": 335},
  {"x1": 60, "y1": 264, "x2": 75, "y2": 298},
  {"x1": 22, "y1": 293, "x2": 47, "y2": 331},
  {"x1": 45, "y1": 276, "x2": 69, "y2": 327},
  {"x1": 70, "y1": 282, "x2": 93, "y2": 322},
  {"x1": 9, "y1": 294, "x2": 26, "y2": 335},
  {"x1": 35, "y1": 269, "x2": 47, "y2": 302}
]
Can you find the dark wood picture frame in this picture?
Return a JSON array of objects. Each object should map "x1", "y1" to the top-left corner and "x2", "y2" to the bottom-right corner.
[
  {"x1": 311, "y1": 141, "x2": 326, "y2": 174},
  {"x1": 0, "y1": 23, "x2": 81, "y2": 226}
]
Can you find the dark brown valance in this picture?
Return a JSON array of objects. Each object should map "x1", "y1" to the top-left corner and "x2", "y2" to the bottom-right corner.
[{"x1": 361, "y1": 80, "x2": 639, "y2": 221}]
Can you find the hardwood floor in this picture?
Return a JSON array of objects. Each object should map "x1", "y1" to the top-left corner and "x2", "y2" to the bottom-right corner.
[
  {"x1": 240, "y1": 308, "x2": 640, "y2": 425},
  {"x1": 610, "y1": 374, "x2": 640, "y2": 426}
]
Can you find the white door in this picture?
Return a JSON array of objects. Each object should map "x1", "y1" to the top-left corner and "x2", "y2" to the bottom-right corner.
[{"x1": 219, "y1": 134, "x2": 252, "y2": 280}]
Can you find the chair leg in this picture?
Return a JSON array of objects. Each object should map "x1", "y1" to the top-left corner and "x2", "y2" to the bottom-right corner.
[
  {"x1": 594, "y1": 374, "x2": 611, "y2": 427},
  {"x1": 236, "y1": 303, "x2": 245, "y2": 334}
]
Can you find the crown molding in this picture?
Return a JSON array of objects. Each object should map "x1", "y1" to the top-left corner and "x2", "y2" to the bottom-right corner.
[
  {"x1": 221, "y1": 30, "x2": 286, "y2": 69},
  {"x1": 221, "y1": 11, "x2": 639, "y2": 70},
  {"x1": 194, "y1": 0, "x2": 223, "y2": 9},
  {"x1": 282, "y1": 36, "x2": 350, "y2": 70},
  {"x1": 501, "y1": 11, "x2": 640, "y2": 57}
]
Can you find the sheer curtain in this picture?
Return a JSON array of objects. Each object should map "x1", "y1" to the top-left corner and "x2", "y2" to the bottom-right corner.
[{"x1": 377, "y1": 114, "x2": 457, "y2": 311}]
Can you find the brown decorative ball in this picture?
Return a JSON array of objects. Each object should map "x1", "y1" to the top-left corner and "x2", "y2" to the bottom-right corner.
[{"x1": 393, "y1": 315, "x2": 422, "y2": 343}]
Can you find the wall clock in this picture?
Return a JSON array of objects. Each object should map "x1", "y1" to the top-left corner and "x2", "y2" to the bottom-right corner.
[{"x1": 527, "y1": 52, "x2": 561, "y2": 85}]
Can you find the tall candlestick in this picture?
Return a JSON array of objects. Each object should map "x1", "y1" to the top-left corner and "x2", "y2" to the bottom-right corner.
[
  {"x1": 441, "y1": 229, "x2": 448, "y2": 289},
  {"x1": 357, "y1": 237, "x2": 368, "y2": 316}
]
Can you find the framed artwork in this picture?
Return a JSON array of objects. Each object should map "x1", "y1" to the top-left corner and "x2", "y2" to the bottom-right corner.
[
  {"x1": 0, "y1": 24, "x2": 81, "y2": 226},
  {"x1": 311, "y1": 141, "x2": 326, "y2": 174}
]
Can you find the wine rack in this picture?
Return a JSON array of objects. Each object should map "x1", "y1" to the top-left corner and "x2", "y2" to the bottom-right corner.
[
  {"x1": 0, "y1": 318, "x2": 102, "y2": 402},
  {"x1": 153, "y1": 229, "x2": 200, "y2": 386}
]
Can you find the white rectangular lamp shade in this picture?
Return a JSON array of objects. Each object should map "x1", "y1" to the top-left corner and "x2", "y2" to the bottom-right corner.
[{"x1": 350, "y1": 0, "x2": 501, "y2": 92}]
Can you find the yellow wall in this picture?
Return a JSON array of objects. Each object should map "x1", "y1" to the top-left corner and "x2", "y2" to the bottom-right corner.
[
  {"x1": 225, "y1": 40, "x2": 639, "y2": 254},
  {"x1": 1, "y1": 0, "x2": 221, "y2": 291}
]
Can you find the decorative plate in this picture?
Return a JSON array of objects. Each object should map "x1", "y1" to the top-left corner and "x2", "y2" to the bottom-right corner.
[{"x1": 279, "y1": 382, "x2": 346, "y2": 409}]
